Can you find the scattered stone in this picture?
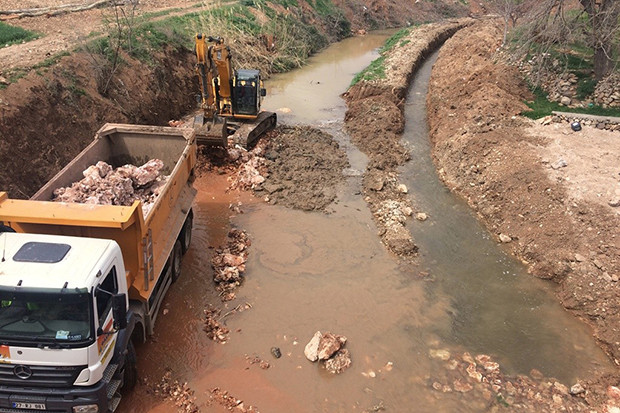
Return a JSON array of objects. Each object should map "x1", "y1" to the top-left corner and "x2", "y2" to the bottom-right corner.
[
  {"x1": 574, "y1": 253, "x2": 586, "y2": 262},
  {"x1": 530, "y1": 368, "x2": 544, "y2": 380},
  {"x1": 304, "y1": 331, "x2": 322, "y2": 362},
  {"x1": 305, "y1": 331, "x2": 350, "y2": 374},
  {"x1": 415, "y1": 212, "x2": 428, "y2": 221},
  {"x1": 397, "y1": 183, "x2": 408, "y2": 193},
  {"x1": 603, "y1": 272, "x2": 613, "y2": 282},
  {"x1": 247, "y1": 355, "x2": 270, "y2": 370},
  {"x1": 324, "y1": 349, "x2": 352, "y2": 374},
  {"x1": 550, "y1": 159, "x2": 567, "y2": 169},
  {"x1": 499, "y1": 233, "x2": 512, "y2": 243},
  {"x1": 271, "y1": 347, "x2": 281, "y2": 359},
  {"x1": 318, "y1": 332, "x2": 347, "y2": 360},
  {"x1": 429, "y1": 349, "x2": 451, "y2": 361},
  {"x1": 402, "y1": 206, "x2": 414, "y2": 216},
  {"x1": 204, "y1": 306, "x2": 229, "y2": 343},
  {"x1": 209, "y1": 387, "x2": 260, "y2": 413},
  {"x1": 609, "y1": 199, "x2": 620, "y2": 207},
  {"x1": 453, "y1": 379, "x2": 473, "y2": 393},
  {"x1": 560, "y1": 96, "x2": 571, "y2": 106},
  {"x1": 155, "y1": 371, "x2": 199, "y2": 413},
  {"x1": 211, "y1": 229, "x2": 251, "y2": 300}
]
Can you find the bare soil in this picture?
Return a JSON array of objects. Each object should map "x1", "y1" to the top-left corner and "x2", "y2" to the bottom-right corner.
[{"x1": 426, "y1": 20, "x2": 620, "y2": 409}]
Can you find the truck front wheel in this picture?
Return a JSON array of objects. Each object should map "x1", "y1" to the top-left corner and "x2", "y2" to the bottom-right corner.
[
  {"x1": 171, "y1": 240, "x2": 183, "y2": 283},
  {"x1": 122, "y1": 341, "x2": 138, "y2": 392}
]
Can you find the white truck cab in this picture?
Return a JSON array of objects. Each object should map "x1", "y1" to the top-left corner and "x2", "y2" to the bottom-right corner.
[{"x1": 0, "y1": 232, "x2": 133, "y2": 413}]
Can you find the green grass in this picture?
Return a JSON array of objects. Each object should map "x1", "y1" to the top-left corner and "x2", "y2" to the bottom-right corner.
[
  {"x1": 522, "y1": 86, "x2": 620, "y2": 119},
  {"x1": 350, "y1": 56, "x2": 386, "y2": 85},
  {"x1": 380, "y1": 27, "x2": 411, "y2": 52},
  {"x1": 0, "y1": 21, "x2": 38, "y2": 47},
  {"x1": 33, "y1": 51, "x2": 70, "y2": 69},
  {"x1": 308, "y1": 0, "x2": 337, "y2": 16},
  {"x1": 350, "y1": 28, "x2": 412, "y2": 86},
  {"x1": 575, "y1": 73, "x2": 597, "y2": 100}
]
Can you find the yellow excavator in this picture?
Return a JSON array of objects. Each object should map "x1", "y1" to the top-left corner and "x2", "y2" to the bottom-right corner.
[{"x1": 193, "y1": 34, "x2": 277, "y2": 148}]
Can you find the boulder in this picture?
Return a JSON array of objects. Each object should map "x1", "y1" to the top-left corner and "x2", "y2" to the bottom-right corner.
[{"x1": 318, "y1": 332, "x2": 347, "y2": 360}]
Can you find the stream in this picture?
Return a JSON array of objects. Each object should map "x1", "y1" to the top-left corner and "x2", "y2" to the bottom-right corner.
[{"x1": 122, "y1": 31, "x2": 613, "y2": 413}]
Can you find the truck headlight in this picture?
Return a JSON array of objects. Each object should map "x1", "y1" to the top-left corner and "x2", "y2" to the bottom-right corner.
[{"x1": 73, "y1": 405, "x2": 99, "y2": 413}]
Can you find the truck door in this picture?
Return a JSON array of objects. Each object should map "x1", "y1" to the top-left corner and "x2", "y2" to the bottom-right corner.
[{"x1": 95, "y1": 267, "x2": 119, "y2": 362}]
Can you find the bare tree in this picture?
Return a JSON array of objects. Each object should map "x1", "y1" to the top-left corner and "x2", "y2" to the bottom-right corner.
[
  {"x1": 579, "y1": 0, "x2": 620, "y2": 79},
  {"x1": 486, "y1": 0, "x2": 537, "y2": 45},
  {"x1": 506, "y1": 0, "x2": 619, "y2": 80}
]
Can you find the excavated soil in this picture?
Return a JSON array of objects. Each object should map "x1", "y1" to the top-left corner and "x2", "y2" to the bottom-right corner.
[
  {"x1": 344, "y1": 19, "x2": 472, "y2": 256},
  {"x1": 426, "y1": 20, "x2": 620, "y2": 408},
  {"x1": 255, "y1": 126, "x2": 349, "y2": 212}
]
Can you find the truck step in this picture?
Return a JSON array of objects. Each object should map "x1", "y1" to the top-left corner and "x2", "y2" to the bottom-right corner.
[
  {"x1": 102, "y1": 363, "x2": 119, "y2": 383},
  {"x1": 108, "y1": 394, "x2": 122, "y2": 412},
  {"x1": 106, "y1": 379, "x2": 123, "y2": 399}
]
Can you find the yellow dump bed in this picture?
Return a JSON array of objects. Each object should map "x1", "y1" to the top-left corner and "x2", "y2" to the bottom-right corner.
[{"x1": 0, "y1": 124, "x2": 197, "y2": 303}]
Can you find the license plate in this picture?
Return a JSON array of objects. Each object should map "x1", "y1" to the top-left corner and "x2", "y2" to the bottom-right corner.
[{"x1": 12, "y1": 402, "x2": 46, "y2": 410}]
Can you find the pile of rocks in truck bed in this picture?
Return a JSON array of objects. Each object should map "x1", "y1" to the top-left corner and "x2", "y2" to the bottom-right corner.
[{"x1": 52, "y1": 160, "x2": 167, "y2": 216}]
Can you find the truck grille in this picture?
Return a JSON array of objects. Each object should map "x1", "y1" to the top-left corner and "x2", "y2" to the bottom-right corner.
[{"x1": 0, "y1": 364, "x2": 86, "y2": 387}]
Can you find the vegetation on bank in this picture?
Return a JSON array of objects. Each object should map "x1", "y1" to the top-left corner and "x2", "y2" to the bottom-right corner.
[
  {"x1": 72, "y1": 0, "x2": 350, "y2": 95},
  {"x1": 522, "y1": 87, "x2": 620, "y2": 119},
  {"x1": 502, "y1": 1, "x2": 620, "y2": 118},
  {"x1": 0, "y1": 21, "x2": 38, "y2": 47},
  {"x1": 349, "y1": 27, "x2": 412, "y2": 86}
]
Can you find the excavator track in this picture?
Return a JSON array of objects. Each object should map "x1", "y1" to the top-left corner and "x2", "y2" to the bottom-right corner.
[{"x1": 230, "y1": 111, "x2": 277, "y2": 148}]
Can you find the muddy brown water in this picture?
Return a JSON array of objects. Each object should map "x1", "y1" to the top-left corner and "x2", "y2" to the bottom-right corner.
[{"x1": 121, "y1": 33, "x2": 613, "y2": 412}]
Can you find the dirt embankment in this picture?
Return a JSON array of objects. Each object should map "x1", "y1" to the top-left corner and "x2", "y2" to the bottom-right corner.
[
  {"x1": 343, "y1": 19, "x2": 473, "y2": 256},
  {"x1": 0, "y1": 0, "x2": 466, "y2": 200},
  {"x1": 426, "y1": 20, "x2": 620, "y2": 408}
]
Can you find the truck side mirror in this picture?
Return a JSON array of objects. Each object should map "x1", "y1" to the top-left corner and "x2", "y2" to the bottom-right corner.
[
  {"x1": 260, "y1": 88, "x2": 266, "y2": 97},
  {"x1": 112, "y1": 293, "x2": 128, "y2": 330}
]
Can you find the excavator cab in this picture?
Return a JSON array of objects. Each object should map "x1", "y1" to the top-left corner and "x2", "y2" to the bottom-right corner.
[{"x1": 233, "y1": 69, "x2": 266, "y2": 117}]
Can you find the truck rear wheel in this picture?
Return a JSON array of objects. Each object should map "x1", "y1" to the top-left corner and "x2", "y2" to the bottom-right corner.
[
  {"x1": 180, "y1": 211, "x2": 193, "y2": 254},
  {"x1": 171, "y1": 240, "x2": 183, "y2": 283}
]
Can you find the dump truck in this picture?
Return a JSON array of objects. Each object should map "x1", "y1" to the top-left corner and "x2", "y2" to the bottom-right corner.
[{"x1": 0, "y1": 123, "x2": 197, "y2": 412}]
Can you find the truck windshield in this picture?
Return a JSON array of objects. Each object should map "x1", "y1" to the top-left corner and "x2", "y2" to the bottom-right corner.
[{"x1": 0, "y1": 289, "x2": 92, "y2": 346}]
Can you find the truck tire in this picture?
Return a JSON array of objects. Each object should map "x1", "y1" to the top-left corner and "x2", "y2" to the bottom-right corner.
[
  {"x1": 171, "y1": 240, "x2": 183, "y2": 283},
  {"x1": 180, "y1": 211, "x2": 193, "y2": 254},
  {"x1": 122, "y1": 341, "x2": 138, "y2": 392}
]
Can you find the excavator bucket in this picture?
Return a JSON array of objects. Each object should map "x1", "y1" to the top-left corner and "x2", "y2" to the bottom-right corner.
[{"x1": 193, "y1": 113, "x2": 228, "y2": 147}]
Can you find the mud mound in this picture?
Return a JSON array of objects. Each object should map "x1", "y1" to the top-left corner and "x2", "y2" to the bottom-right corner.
[
  {"x1": 343, "y1": 20, "x2": 472, "y2": 257},
  {"x1": 427, "y1": 19, "x2": 620, "y2": 402},
  {"x1": 255, "y1": 126, "x2": 348, "y2": 212}
]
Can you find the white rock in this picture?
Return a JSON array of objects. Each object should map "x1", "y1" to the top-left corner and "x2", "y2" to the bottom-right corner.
[
  {"x1": 304, "y1": 331, "x2": 322, "y2": 362},
  {"x1": 415, "y1": 212, "x2": 428, "y2": 221},
  {"x1": 499, "y1": 233, "x2": 512, "y2": 243},
  {"x1": 397, "y1": 184, "x2": 408, "y2": 194}
]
